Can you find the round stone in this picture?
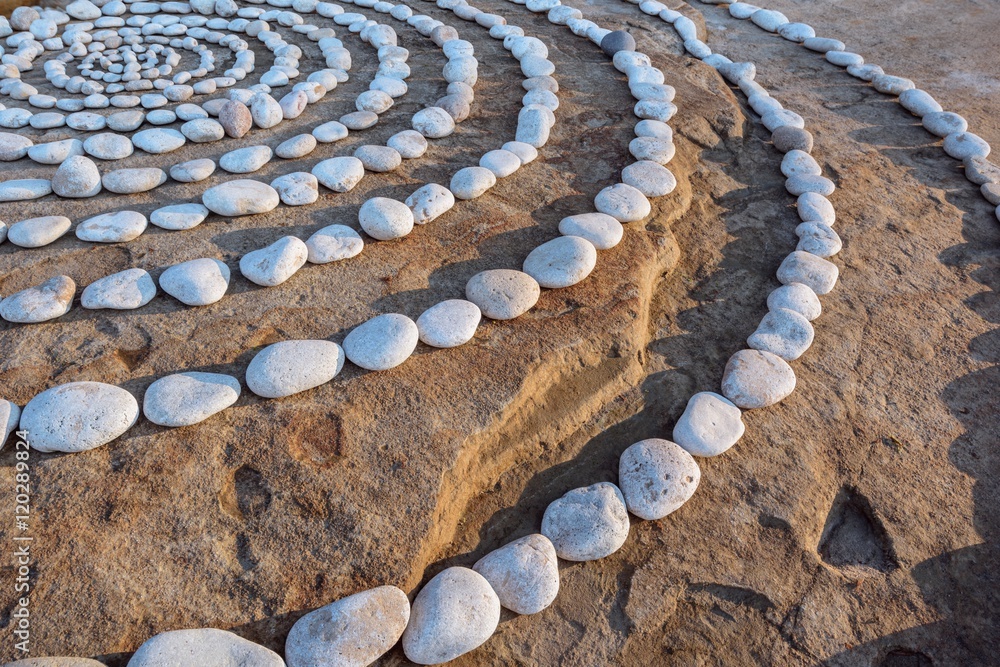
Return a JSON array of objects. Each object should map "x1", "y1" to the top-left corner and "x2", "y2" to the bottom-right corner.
[
  {"x1": 767, "y1": 283, "x2": 822, "y2": 321},
  {"x1": 341, "y1": 111, "x2": 379, "y2": 130},
  {"x1": 781, "y1": 150, "x2": 822, "y2": 178},
  {"x1": 412, "y1": 106, "x2": 455, "y2": 138},
  {"x1": 618, "y1": 438, "x2": 701, "y2": 520},
  {"x1": 76, "y1": 211, "x2": 147, "y2": 243},
  {"x1": 250, "y1": 92, "x2": 283, "y2": 128},
  {"x1": 797, "y1": 192, "x2": 836, "y2": 225},
  {"x1": 401, "y1": 567, "x2": 500, "y2": 665},
  {"x1": 203, "y1": 180, "x2": 280, "y2": 216},
  {"x1": 387, "y1": 130, "x2": 427, "y2": 158},
  {"x1": 785, "y1": 174, "x2": 836, "y2": 197},
  {"x1": 52, "y1": 155, "x2": 102, "y2": 198},
  {"x1": 600, "y1": 29, "x2": 635, "y2": 56},
  {"x1": 132, "y1": 128, "x2": 186, "y2": 154},
  {"x1": 594, "y1": 183, "x2": 651, "y2": 222},
  {"x1": 416, "y1": 299, "x2": 481, "y2": 348},
  {"x1": 151, "y1": 203, "x2": 211, "y2": 231},
  {"x1": 219, "y1": 99, "x2": 252, "y2": 137},
  {"x1": 170, "y1": 158, "x2": 216, "y2": 183},
  {"x1": 466, "y1": 269, "x2": 540, "y2": 320},
  {"x1": 127, "y1": 629, "x2": 283, "y2": 667},
  {"x1": 762, "y1": 108, "x2": 805, "y2": 132},
  {"x1": 777, "y1": 250, "x2": 839, "y2": 294},
  {"x1": 622, "y1": 161, "x2": 676, "y2": 197},
  {"x1": 143, "y1": 372, "x2": 241, "y2": 427},
  {"x1": 220, "y1": 145, "x2": 273, "y2": 173},
  {"x1": 107, "y1": 110, "x2": 146, "y2": 131},
  {"x1": 479, "y1": 149, "x2": 521, "y2": 178},
  {"x1": 943, "y1": 132, "x2": 991, "y2": 161},
  {"x1": 899, "y1": 89, "x2": 943, "y2": 117},
  {"x1": 239, "y1": 236, "x2": 309, "y2": 286},
  {"x1": 558, "y1": 212, "x2": 623, "y2": 250},
  {"x1": 721, "y1": 349, "x2": 797, "y2": 409},
  {"x1": 343, "y1": 313, "x2": 419, "y2": 371},
  {"x1": 358, "y1": 197, "x2": 414, "y2": 241},
  {"x1": 0, "y1": 133, "x2": 33, "y2": 161},
  {"x1": 922, "y1": 111, "x2": 968, "y2": 138},
  {"x1": 8, "y1": 216, "x2": 72, "y2": 248},
  {"x1": 181, "y1": 118, "x2": 226, "y2": 142},
  {"x1": 28, "y1": 139, "x2": 85, "y2": 165},
  {"x1": 81, "y1": 268, "x2": 157, "y2": 310},
  {"x1": 872, "y1": 74, "x2": 914, "y2": 95},
  {"x1": 306, "y1": 224, "x2": 364, "y2": 264},
  {"x1": 450, "y1": 166, "x2": 496, "y2": 200},
  {"x1": 83, "y1": 133, "x2": 134, "y2": 160},
  {"x1": 158, "y1": 258, "x2": 231, "y2": 306},
  {"x1": 0, "y1": 276, "x2": 75, "y2": 324},
  {"x1": 246, "y1": 340, "x2": 345, "y2": 398},
  {"x1": 18, "y1": 382, "x2": 138, "y2": 453},
  {"x1": 313, "y1": 120, "x2": 350, "y2": 143},
  {"x1": 473, "y1": 534, "x2": 559, "y2": 615},
  {"x1": 285, "y1": 586, "x2": 410, "y2": 667},
  {"x1": 522, "y1": 236, "x2": 597, "y2": 288},
  {"x1": 271, "y1": 172, "x2": 319, "y2": 206},
  {"x1": 102, "y1": 168, "x2": 167, "y2": 194},
  {"x1": 313, "y1": 156, "x2": 365, "y2": 192},
  {"x1": 772, "y1": 126, "x2": 814, "y2": 153},
  {"x1": 355, "y1": 144, "x2": 401, "y2": 172},
  {"x1": 406, "y1": 183, "x2": 455, "y2": 224},
  {"x1": 796, "y1": 221, "x2": 842, "y2": 258},
  {"x1": 672, "y1": 391, "x2": 746, "y2": 457},
  {"x1": 541, "y1": 482, "x2": 630, "y2": 561},
  {"x1": 276, "y1": 134, "x2": 318, "y2": 159}
]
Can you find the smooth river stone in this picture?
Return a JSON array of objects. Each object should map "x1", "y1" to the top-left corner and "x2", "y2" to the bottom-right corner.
[
  {"x1": 872, "y1": 74, "x2": 914, "y2": 95},
  {"x1": 797, "y1": 192, "x2": 836, "y2": 225},
  {"x1": 622, "y1": 160, "x2": 676, "y2": 197},
  {"x1": 672, "y1": 391, "x2": 745, "y2": 457},
  {"x1": 558, "y1": 212, "x2": 623, "y2": 250},
  {"x1": 219, "y1": 145, "x2": 273, "y2": 173},
  {"x1": 203, "y1": 180, "x2": 280, "y2": 216},
  {"x1": 922, "y1": 111, "x2": 968, "y2": 138},
  {"x1": 285, "y1": 586, "x2": 410, "y2": 667},
  {"x1": 181, "y1": 118, "x2": 226, "y2": 143},
  {"x1": 785, "y1": 173, "x2": 836, "y2": 197},
  {"x1": 276, "y1": 134, "x2": 318, "y2": 159},
  {"x1": 81, "y1": 268, "x2": 156, "y2": 309},
  {"x1": 313, "y1": 156, "x2": 365, "y2": 192},
  {"x1": 76, "y1": 211, "x2": 148, "y2": 243},
  {"x1": 466, "y1": 269, "x2": 540, "y2": 320},
  {"x1": 767, "y1": 282, "x2": 822, "y2": 321},
  {"x1": 246, "y1": 340, "x2": 345, "y2": 398},
  {"x1": 306, "y1": 224, "x2": 364, "y2": 264},
  {"x1": 777, "y1": 250, "x2": 839, "y2": 294},
  {"x1": 83, "y1": 133, "x2": 134, "y2": 160},
  {"x1": 143, "y1": 372, "x2": 241, "y2": 427},
  {"x1": 312, "y1": 120, "x2": 349, "y2": 143},
  {"x1": 219, "y1": 99, "x2": 253, "y2": 137},
  {"x1": 387, "y1": 129, "x2": 428, "y2": 158},
  {"x1": 102, "y1": 168, "x2": 167, "y2": 194},
  {"x1": 473, "y1": 534, "x2": 559, "y2": 615},
  {"x1": 358, "y1": 197, "x2": 414, "y2": 240},
  {"x1": 131, "y1": 128, "x2": 186, "y2": 154},
  {"x1": 594, "y1": 183, "x2": 651, "y2": 222},
  {"x1": 541, "y1": 482, "x2": 630, "y2": 561},
  {"x1": 943, "y1": 132, "x2": 991, "y2": 161},
  {"x1": 239, "y1": 235, "x2": 309, "y2": 286},
  {"x1": 52, "y1": 155, "x2": 102, "y2": 198},
  {"x1": 416, "y1": 299, "x2": 481, "y2": 348},
  {"x1": 721, "y1": 349, "x2": 796, "y2": 409},
  {"x1": 0, "y1": 133, "x2": 32, "y2": 160},
  {"x1": 522, "y1": 235, "x2": 597, "y2": 288},
  {"x1": 29, "y1": 139, "x2": 85, "y2": 165},
  {"x1": 479, "y1": 149, "x2": 522, "y2": 178},
  {"x1": 8, "y1": 216, "x2": 71, "y2": 248},
  {"x1": 781, "y1": 149, "x2": 821, "y2": 177},
  {"x1": 964, "y1": 156, "x2": 1000, "y2": 186},
  {"x1": 343, "y1": 313, "x2": 419, "y2": 371},
  {"x1": 618, "y1": 438, "x2": 700, "y2": 520},
  {"x1": 898, "y1": 89, "x2": 943, "y2": 117},
  {"x1": 450, "y1": 166, "x2": 496, "y2": 200},
  {"x1": 0, "y1": 180, "x2": 52, "y2": 202},
  {"x1": 150, "y1": 203, "x2": 210, "y2": 230},
  {"x1": 401, "y1": 567, "x2": 500, "y2": 665},
  {"x1": 0, "y1": 276, "x2": 75, "y2": 323},
  {"x1": 748, "y1": 307, "x2": 815, "y2": 361},
  {"x1": 271, "y1": 172, "x2": 319, "y2": 206},
  {"x1": 796, "y1": 221, "x2": 842, "y2": 257},
  {"x1": 2, "y1": 400, "x2": 20, "y2": 444},
  {"x1": 406, "y1": 183, "x2": 455, "y2": 224},
  {"x1": 772, "y1": 126, "x2": 814, "y2": 153},
  {"x1": 170, "y1": 158, "x2": 216, "y2": 183},
  {"x1": 412, "y1": 106, "x2": 455, "y2": 138},
  {"x1": 159, "y1": 258, "x2": 231, "y2": 306},
  {"x1": 126, "y1": 628, "x2": 284, "y2": 667},
  {"x1": 20, "y1": 381, "x2": 138, "y2": 453}
]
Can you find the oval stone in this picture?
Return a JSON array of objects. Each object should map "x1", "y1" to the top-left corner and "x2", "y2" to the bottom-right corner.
[
  {"x1": 748, "y1": 307, "x2": 815, "y2": 361},
  {"x1": 721, "y1": 349, "x2": 797, "y2": 409},
  {"x1": 406, "y1": 183, "x2": 455, "y2": 224},
  {"x1": 358, "y1": 197, "x2": 414, "y2": 241},
  {"x1": 541, "y1": 482, "x2": 630, "y2": 561},
  {"x1": 219, "y1": 145, "x2": 273, "y2": 173},
  {"x1": 0, "y1": 276, "x2": 75, "y2": 323},
  {"x1": 672, "y1": 391, "x2": 745, "y2": 457},
  {"x1": 131, "y1": 128, "x2": 186, "y2": 154},
  {"x1": 270, "y1": 172, "x2": 319, "y2": 206},
  {"x1": 102, "y1": 168, "x2": 167, "y2": 194},
  {"x1": 52, "y1": 155, "x2": 102, "y2": 198},
  {"x1": 246, "y1": 339, "x2": 345, "y2": 398},
  {"x1": 618, "y1": 438, "x2": 701, "y2": 520},
  {"x1": 343, "y1": 313, "x2": 419, "y2": 371},
  {"x1": 466, "y1": 269, "x2": 540, "y2": 320},
  {"x1": 20, "y1": 381, "x2": 138, "y2": 453},
  {"x1": 401, "y1": 567, "x2": 500, "y2": 665},
  {"x1": 76, "y1": 211, "x2": 147, "y2": 243},
  {"x1": 416, "y1": 299, "x2": 481, "y2": 348},
  {"x1": 127, "y1": 628, "x2": 284, "y2": 667},
  {"x1": 203, "y1": 180, "x2": 280, "y2": 216},
  {"x1": 8, "y1": 216, "x2": 72, "y2": 248},
  {"x1": 159, "y1": 258, "x2": 231, "y2": 306},
  {"x1": 313, "y1": 156, "x2": 365, "y2": 192},
  {"x1": 239, "y1": 236, "x2": 309, "y2": 286},
  {"x1": 285, "y1": 586, "x2": 410, "y2": 667},
  {"x1": 81, "y1": 268, "x2": 156, "y2": 310},
  {"x1": 143, "y1": 372, "x2": 241, "y2": 427},
  {"x1": 170, "y1": 158, "x2": 216, "y2": 183},
  {"x1": 83, "y1": 133, "x2": 134, "y2": 160},
  {"x1": 450, "y1": 166, "x2": 496, "y2": 200},
  {"x1": 522, "y1": 236, "x2": 597, "y2": 288},
  {"x1": 767, "y1": 283, "x2": 822, "y2": 321},
  {"x1": 558, "y1": 212, "x2": 623, "y2": 250},
  {"x1": 150, "y1": 204, "x2": 210, "y2": 231},
  {"x1": 777, "y1": 250, "x2": 839, "y2": 294},
  {"x1": 594, "y1": 183, "x2": 651, "y2": 222},
  {"x1": 473, "y1": 533, "x2": 559, "y2": 615},
  {"x1": 306, "y1": 224, "x2": 364, "y2": 264}
]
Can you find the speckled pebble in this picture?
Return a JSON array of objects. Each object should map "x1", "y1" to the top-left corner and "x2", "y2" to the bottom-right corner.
[
  {"x1": 8, "y1": 216, "x2": 71, "y2": 248},
  {"x1": 159, "y1": 258, "x2": 231, "y2": 306},
  {"x1": 466, "y1": 269, "x2": 540, "y2": 320},
  {"x1": 721, "y1": 349, "x2": 796, "y2": 409},
  {"x1": 76, "y1": 211, "x2": 147, "y2": 243},
  {"x1": 416, "y1": 299, "x2": 482, "y2": 348},
  {"x1": 246, "y1": 340, "x2": 344, "y2": 398},
  {"x1": 618, "y1": 438, "x2": 700, "y2": 520},
  {"x1": 594, "y1": 183, "x2": 651, "y2": 222},
  {"x1": 18, "y1": 381, "x2": 138, "y2": 453},
  {"x1": 672, "y1": 392, "x2": 746, "y2": 458},
  {"x1": 343, "y1": 313, "x2": 419, "y2": 371},
  {"x1": 0, "y1": 275, "x2": 75, "y2": 323},
  {"x1": 81, "y1": 268, "x2": 156, "y2": 310},
  {"x1": 143, "y1": 372, "x2": 241, "y2": 427},
  {"x1": 306, "y1": 224, "x2": 364, "y2": 264},
  {"x1": 473, "y1": 534, "x2": 559, "y2": 615},
  {"x1": 541, "y1": 482, "x2": 630, "y2": 561}
]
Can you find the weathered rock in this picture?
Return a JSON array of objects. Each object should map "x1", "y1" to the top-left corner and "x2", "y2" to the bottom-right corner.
[
  {"x1": 220, "y1": 145, "x2": 273, "y2": 174},
  {"x1": 401, "y1": 567, "x2": 500, "y2": 665},
  {"x1": 132, "y1": 128, "x2": 186, "y2": 154},
  {"x1": 406, "y1": 183, "x2": 455, "y2": 224},
  {"x1": 594, "y1": 183, "x2": 651, "y2": 222},
  {"x1": 359, "y1": 198, "x2": 415, "y2": 241},
  {"x1": 8, "y1": 216, "x2": 71, "y2": 248},
  {"x1": 721, "y1": 349, "x2": 797, "y2": 409},
  {"x1": 767, "y1": 283, "x2": 822, "y2": 321},
  {"x1": 0, "y1": 276, "x2": 75, "y2": 323},
  {"x1": 777, "y1": 250, "x2": 839, "y2": 294},
  {"x1": 473, "y1": 534, "x2": 559, "y2": 615},
  {"x1": 618, "y1": 438, "x2": 701, "y2": 520},
  {"x1": 747, "y1": 307, "x2": 815, "y2": 361},
  {"x1": 52, "y1": 155, "x2": 102, "y2": 198},
  {"x1": 558, "y1": 213, "x2": 623, "y2": 250},
  {"x1": 246, "y1": 340, "x2": 345, "y2": 398},
  {"x1": 102, "y1": 168, "x2": 167, "y2": 194},
  {"x1": 271, "y1": 172, "x2": 319, "y2": 206},
  {"x1": 306, "y1": 225, "x2": 364, "y2": 264},
  {"x1": 83, "y1": 133, "x2": 134, "y2": 160},
  {"x1": 313, "y1": 156, "x2": 365, "y2": 192},
  {"x1": 522, "y1": 236, "x2": 597, "y2": 288},
  {"x1": 126, "y1": 628, "x2": 284, "y2": 666},
  {"x1": 81, "y1": 268, "x2": 156, "y2": 310},
  {"x1": 343, "y1": 314, "x2": 419, "y2": 371},
  {"x1": 672, "y1": 392, "x2": 746, "y2": 457},
  {"x1": 285, "y1": 586, "x2": 410, "y2": 667},
  {"x1": 0, "y1": 133, "x2": 33, "y2": 161},
  {"x1": 219, "y1": 99, "x2": 252, "y2": 137},
  {"x1": 150, "y1": 204, "x2": 210, "y2": 231},
  {"x1": 20, "y1": 382, "x2": 138, "y2": 453},
  {"x1": 622, "y1": 160, "x2": 676, "y2": 197},
  {"x1": 541, "y1": 482, "x2": 630, "y2": 561},
  {"x1": 170, "y1": 158, "x2": 216, "y2": 183},
  {"x1": 143, "y1": 372, "x2": 241, "y2": 427}
]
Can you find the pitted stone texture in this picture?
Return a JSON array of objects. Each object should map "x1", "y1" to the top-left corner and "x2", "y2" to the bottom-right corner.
[
  {"x1": 143, "y1": 373, "x2": 241, "y2": 427},
  {"x1": 126, "y1": 628, "x2": 284, "y2": 667},
  {"x1": 542, "y1": 482, "x2": 630, "y2": 561},
  {"x1": 522, "y1": 236, "x2": 598, "y2": 288},
  {"x1": 777, "y1": 251, "x2": 839, "y2": 294},
  {"x1": 343, "y1": 314, "x2": 419, "y2": 371},
  {"x1": 595, "y1": 183, "x2": 651, "y2": 222},
  {"x1": 618, "y1": 439, "x2": 701, "y2": 520},
  {"x1": 81, "y1": 268, "x2": 156, "y2": 310},
  {"x1": 747, "y1": 307, "x2": 816, "y2": 361},
  {"x1": 466, "y1": 270, "x2": 540, "y2": 320},
  {"x1": 0, "y1": 276, "x2": 75, "y2": 323},
  {"x1": 158, "y1": 258, "x2": 231, "y2": 306},
  {"x1": 406, "y1": 183, "x2": 455, "y2": 224},
  {"x1": 767, "y1": 283, "x2": 822, "y2": 321},
  {"x1": 416, "y1": 300, "x2": 482, "y2": 348}
]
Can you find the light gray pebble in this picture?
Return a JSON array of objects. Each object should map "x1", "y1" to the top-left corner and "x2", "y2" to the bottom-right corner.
[
  {"x1": 748, "y1": 307, "x2": 815, "y2": 361},
  {"x1": 473, "y1": 534, "x2": 559, "y2": 615},
  {"x1": 343, "y1": 313, "x2": 419, "y2": 371},
  {"x1": 1, "y1": 400, "x2": 20, "y2": 445},
  {"x1": 170, "y1": 159, "x2": 216, "y2": 183},
  {"x1": 275, "y1": 133, "x2": 317, "y2": 159},
  {"x1": 594, "y1": 183, "x2": 651, "y2": 222},
  {"x1": 313, "y1": 120, "x2": 350, "y2": 143},
  {"x1": 220, "y1": 145, "x2": 273, "y2": 173},
  {"x1": 558, "y1": 212, "x2": 623, "y2": 250},
  {"x1": 0, "y1": 133, "x2": 33, "y2": 161},
  {"x1": 922, "y1": 111, "x2": 968, "y2": 138},
  {"x1": 8, "y1": 216, "x2": 71, "y2": 248},
  {"x1": 107, "y1": 109, "x2": 145, "y2": 131},
  {"x1": 768, "y1": 283, "x2": 822, "y2": 321},
  {"x1": 387, "y1": 129, "x2": 427, "y2": 158},
  {"x1": 846, "y1": 63, "x2": 884, "y2": 82},
  {"x1": 479, "y1": 149, "x2": 521, "y2": 178},
  {"x1": 450, "y1": 166, "x2": 496, "y2": 200},
  {"x1": 127, "y1": 629, "x2": 284, "y2": 667},
  {"x1": 785, "y1": 174, "x2": 835, "y2": 197},
  {"x1": 83, "y1": 133, "x2": 134, "y2": 160},
  {"x1": 416, "y1": 299, "x2": 481, "y2": 348},
  {"x1": 203, "y1": 179, "x2": 280, "y2": 216},
  {"x1": 872, "y1": 74, "x2": 914, "y2": 96},
  {"x1": 796, "y1": 221, "x2": 842, "y2": 257},
  {"x1": 102, "y1": 167, "x2": 167, "y2": 194},
  {"x1": 355, "y1": 144, "x2": 401, "y2": 172},
  {"x1": 943, "y1": 132, "x2": 991, "y2": 161},
  {"x1": 797, "y1": 192, "x2": 836, "y2": 225},
  {"x1": 239, "y1": 235, "x2": 308, "y2": 286},
  {"x1": 151, "y1": 203, "x2": 210, "y2": 230},
  {"x1": 181, "y1": 118, "x2": 226, "y2": 142},
  {"x1": 132, "y1": 127, "x2": 186, "y2": 154},
  {"x1": 76, "y1": 211, "x2": 147, "y2": 243},
  {"x1": 18, "y1": 381, "x2": 138, "y2": 453},
  {"x1": 466, "y1": 269, "x2": 540, "y2": 320},
  {"x1": 777, "y1": 250, "x2": 839, "y2": 294},
  {"x1": 982, "y1": 183, "x2": 1000, "y2": 206},
  {"x1": 246, "y1": 339, "x2": 344, "y2": 398},
  {"x1": 313, "y1": 156, "x2": 365, "y2": 192},
  {"x1": 622, "y1": 160, "x2": 676, "y2": 197},
  {"x1": 0, "y1": 179, "x2": 52, "y2": 202},
  {"x1": 358, "y1": 197, "x2": 413, "y2": 241},
  {"x1": 306, "y1": 224, "x2": 364, "y2": 264},
  {"x1": 0, "y1": 275, "x2": 75, "y2": 323},
  {"x1": 143, "y1": 372, "x2": 240, "y2": 427},
  {"x1": 898, "y1": 89, "x2": 942, "y2": 117},
  {"x1": 964, "y1": 156, "x2": 1000, "y2": 185},
  {"x1": 721, "y1": 349, "x2": 796, "y2": 409},
  {"x1": 81, "y1": 268, "x2": 156, "y2": 310},
  {"x1": 270, "y1": 172, "x2": 318, "y2": 206},
  {"x1": 340, "y1": 111, "x2": 379, "y2": 130},
  {"x1": 672, "y1": 392, "x2": 745, "y2": 457},
  {"x1": 28, "y1": 139, "x2": 85, "y2": 165},
  {"x1": 780, "y1": 150, "x2": 821, "y2": 178},
  {"x1": 406, "y1": 183, "x2": 455, "y2": 224},
  {"x1": 618, "y1": 438, "x2": 700, "y2": 520},
  {"x1": 412, "y1": 106, "x2": 455, "y2": 138},
  {"x1": 522, "y1": 236, "x2": 597, "y2": 288},
  {"x1": 541, "y1": 482, "x2": 630, "y2": 561},
  {"x1": 159, "y1": 258, "x2": 231, "y2": 306},
  {"x1": 52, "y1": 155, "x2": 102, "y2": 198}
]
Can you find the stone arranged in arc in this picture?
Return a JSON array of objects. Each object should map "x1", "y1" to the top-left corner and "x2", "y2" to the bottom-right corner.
[
  {"x1": 143, "y1": 372, "x2": 241, "y2": 427},
  {"x1": 19, "y1": 382, "x2": 139, "y2": 453}
]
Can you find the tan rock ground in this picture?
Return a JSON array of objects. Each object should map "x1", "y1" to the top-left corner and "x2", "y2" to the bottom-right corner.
[{"x1": 0, "y1": 0, "x2": 997, "y2": 665}]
